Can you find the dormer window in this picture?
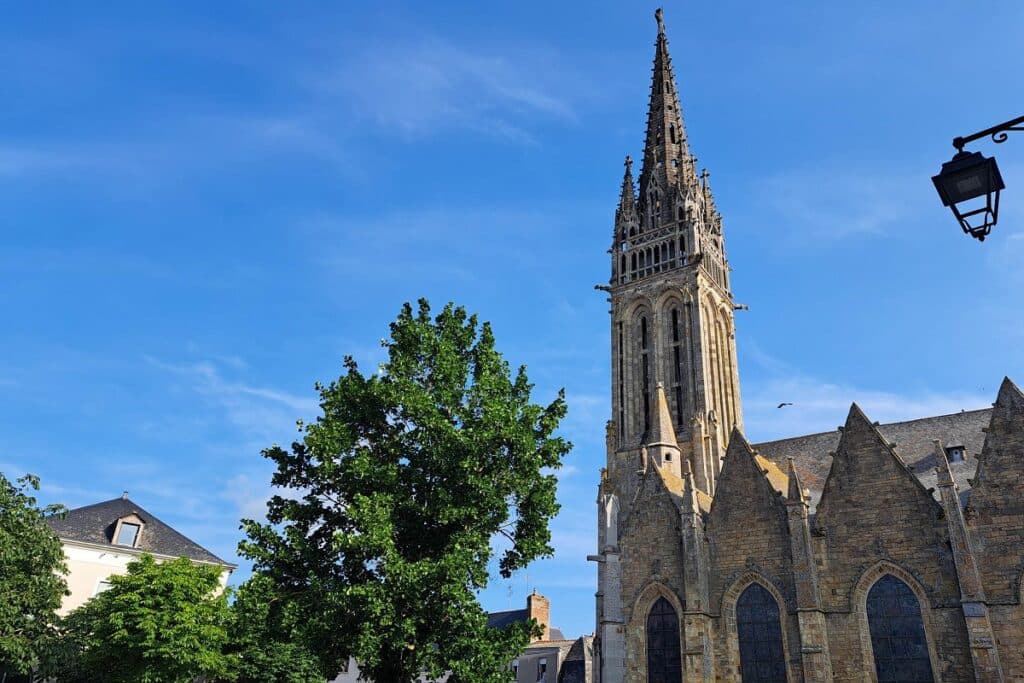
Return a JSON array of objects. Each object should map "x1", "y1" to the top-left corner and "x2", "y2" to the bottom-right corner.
[
  {"x1": 945, "y1": 445, "x2": 966, "y2": 463},
  {"x1": 116, "y1": 522, "x2": 140, "y2": 547},
  {"x1": 113, "y1": 515, "x2": 144, "y2": 548}
]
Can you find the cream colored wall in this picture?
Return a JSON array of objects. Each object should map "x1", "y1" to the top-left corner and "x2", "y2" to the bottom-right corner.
[{"x1": 60, "y1": 541, "x2": 232, "y2": 615}]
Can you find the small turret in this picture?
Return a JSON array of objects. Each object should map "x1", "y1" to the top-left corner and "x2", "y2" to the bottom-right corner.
[{"x1": 647, "y1": 382, "x2": 682, "y2": 477}]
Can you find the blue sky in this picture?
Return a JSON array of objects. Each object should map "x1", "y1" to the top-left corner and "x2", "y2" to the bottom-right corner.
[{"x1": 3, "y1": 1, "x2": 1023, "y2": 639}]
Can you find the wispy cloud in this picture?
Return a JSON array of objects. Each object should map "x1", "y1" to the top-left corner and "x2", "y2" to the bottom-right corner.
[
  {"x1": 748, "y1": 166, "x2": 927, "y2": 242},
  {"x1": 144, "y1": 356, "x2": 316, "y2": 446},
  {"x1": 742, "y1": 345, "x2": 991, "y2": 442},
  {"x1": 318, "y1": 37, "x2": 577, "y2": 142}
]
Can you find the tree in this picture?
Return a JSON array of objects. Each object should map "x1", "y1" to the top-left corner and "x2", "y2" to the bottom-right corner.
[
  {"x1": 0, "y1": 472, "x2": 67, "y2": 676},
  {"x1": 240, "y1": 299, "x2": 571, "y2": 682},
  {"x1": 44, "y1": 555, "x2": 233, "y2": 683},
  {"x1": 223, "y1": 574, "x2": 325, "y2": 683}
]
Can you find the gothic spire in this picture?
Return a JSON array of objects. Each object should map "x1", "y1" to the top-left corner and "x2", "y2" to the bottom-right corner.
[
  {"x1": 638, "y1": 8, "x2": 696, "y2": 201},
  {"x1": 615, "y1": 155, "x2": 638, "y2": 226}
]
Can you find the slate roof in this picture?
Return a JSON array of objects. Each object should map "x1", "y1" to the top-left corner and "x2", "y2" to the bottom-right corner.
[
  {"x1": 47, "y1": 496, "x2": 232, "y2": 566},
  {"x1": 485, "y1": 608, "x2": 565, "y2": 641},
  {"x1": 754, "y1": 408, "x2": 991, "y2": 511},
  {"x1": 486, "y1": 608, "x2": 529, "y2": 629}
]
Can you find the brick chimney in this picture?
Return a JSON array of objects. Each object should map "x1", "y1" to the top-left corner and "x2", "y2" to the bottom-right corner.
[{"x1": 526, "y1": 590, "x2": 550, "y2": 641}]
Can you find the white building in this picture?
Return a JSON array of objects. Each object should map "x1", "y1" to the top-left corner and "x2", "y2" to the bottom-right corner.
[{"x1": 46, "y1": 493, "x2": 235, "y2": 614}]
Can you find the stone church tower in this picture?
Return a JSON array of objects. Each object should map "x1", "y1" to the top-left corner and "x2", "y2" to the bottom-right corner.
[
  {"x1": 610, "y1": 7, "x2": 741, "y2": 496},
  {"x1": 592, "y1": 9, "x2": 1024, "y2": 683}
]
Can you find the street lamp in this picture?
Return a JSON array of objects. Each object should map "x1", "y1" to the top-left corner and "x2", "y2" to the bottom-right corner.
[{"x1": 932, "y1": 114, "x2": 1023, "y2": 241}]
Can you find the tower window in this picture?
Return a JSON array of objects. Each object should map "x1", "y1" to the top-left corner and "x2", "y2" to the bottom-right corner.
[
  {"x1": 671, "y1": 308, "x2": 684, "y2": 427},
  {"x1": 670, "y1": 125, "x2": 677, "y2": 144},
  {"x1": 618, "y1": 323, "x2": 625, "y2": 439},
  {"x1": 641, "y1": 316, "x2": 651, "y2": 433}
]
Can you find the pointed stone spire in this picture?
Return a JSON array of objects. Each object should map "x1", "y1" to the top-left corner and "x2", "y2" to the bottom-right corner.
[
  {"x1": 647, "y1": 382, "x2": 681, "y2": 476},
  {"x1": 973, "y1": 376, "x2": 1024, "y2": 492},
  {"x1": 785, "y1": 457, "x2": 807, "y2": 504},
  {"x1": 614, "y1": 155, "x2": 638, "y2": 238},
  {"x1": 638, "y1": 8, "x2": 697, "y2": 207}
]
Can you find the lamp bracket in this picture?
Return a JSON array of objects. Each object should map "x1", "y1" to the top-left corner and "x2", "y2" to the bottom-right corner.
[{"x1": 953, "y1": 114, "x2": 1024, "y2": 152}]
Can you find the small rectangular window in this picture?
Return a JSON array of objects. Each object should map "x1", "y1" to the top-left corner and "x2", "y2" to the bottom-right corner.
[
  {"x1": 116, "y1": 522, "x2": 140, "y2": 547},
  {"x1": 537, "y1": 658, "x2": 547, "y2": 681},
  {"x1": 94, "y1": 579, "x2": 113, "y2": 596}
]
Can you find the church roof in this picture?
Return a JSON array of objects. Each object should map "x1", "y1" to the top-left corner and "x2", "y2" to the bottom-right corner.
[
  {"x1": 47, "y1": 496, "x2": 232, "y2": 566},
  {"x1": 657, "y1": 466, "x2": 713, "y2": 512},
  {"x1": 754, "y1": 408, "x2": 991, "y2": 510}
]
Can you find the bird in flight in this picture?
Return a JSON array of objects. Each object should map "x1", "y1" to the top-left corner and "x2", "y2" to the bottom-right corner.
[{"x1": 777, "y1": 402, "x2": 793, "y2": 408}]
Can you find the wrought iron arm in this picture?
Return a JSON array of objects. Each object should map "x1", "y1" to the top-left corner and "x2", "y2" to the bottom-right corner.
[{"x1": 953, "y1": 114, "x2": 1024, "y2": 152}]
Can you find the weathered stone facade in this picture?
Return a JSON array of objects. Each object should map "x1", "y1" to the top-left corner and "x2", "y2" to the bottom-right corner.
[{"x1": 591, "y1": 10, "x2": 1024, "y2": 683}]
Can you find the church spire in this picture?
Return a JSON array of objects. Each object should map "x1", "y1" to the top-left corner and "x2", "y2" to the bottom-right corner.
[
  {"x1": 615, "y1": 155, "x2": 638, "y2": 227},
  {"x1": 639, "y1": 8, "x2": 696, "y2": 202}
]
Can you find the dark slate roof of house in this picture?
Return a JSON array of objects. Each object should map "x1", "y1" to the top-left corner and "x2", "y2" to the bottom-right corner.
[
  {"x1": 486, "y1": 608, "x2": 529, "y2": 629},
  {"x1": 754, "y1": 408, "x2": 991, "y2": 511},
  {"x1": 485, "y1": 609, "x2": 565, "y2": 641},
  {"x1": 47, "y1": 496, "x2": 232, "y2": 566}
]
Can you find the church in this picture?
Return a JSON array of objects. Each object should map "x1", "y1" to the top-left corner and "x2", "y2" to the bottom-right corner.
[{"x1": 589, "y1": 10, "x2": 1024, "y2": 683}]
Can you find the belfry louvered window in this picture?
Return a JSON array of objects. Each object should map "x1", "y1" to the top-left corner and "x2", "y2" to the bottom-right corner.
[
  {"x1": 736, "y1": 583, "x2": 787, "y2": 682},
  {"x1": 646, "y1": 597, "x2": 681, "y2": 683},
  {"x1": 866, "y1": 575, "x2": 934, "y2": 682}
]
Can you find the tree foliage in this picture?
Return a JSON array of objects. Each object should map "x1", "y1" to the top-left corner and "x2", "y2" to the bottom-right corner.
[
  {"x1": 0, "y1": 472, "x2": 67, "y2": 674},
  {"x1": 224, "y1": 573, "x2": 325, "y2": 683},
  {"x1": 240, "y1": 299, "x2": 571, "y2": 682},
  {"x1": 44, "y1": 555, "x2": 233, "y2": 683}
]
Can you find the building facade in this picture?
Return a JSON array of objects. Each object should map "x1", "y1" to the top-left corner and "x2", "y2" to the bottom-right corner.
[
  {"x1": 47, "y1": 494, "x2": 234, "y2": 614},
  {"x1": 591, "y1": 10, "x2": 1024, "y2": 683},
  {"x1": 330, "y1": 592, "x2": 593, "y2": 683}
]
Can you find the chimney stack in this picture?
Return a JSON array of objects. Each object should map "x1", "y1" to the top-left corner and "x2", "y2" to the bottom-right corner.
[{"x1": 526, "y1": 590, "x2": 550, "y2": 641}]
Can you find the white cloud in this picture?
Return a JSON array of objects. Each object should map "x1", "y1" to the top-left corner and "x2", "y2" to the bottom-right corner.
[
  {"x1": 320, "y1": 37, "x2": 576, "y2": 141},
  {"x1": 747, "y1": 166, "x2": 928, "y2": 242},
  {"x1": 742, "y1": 357, "x2": 991, "y2": 443},
  {"x1": 144, "y1": 356, "x2": 317, "y2": 445}
]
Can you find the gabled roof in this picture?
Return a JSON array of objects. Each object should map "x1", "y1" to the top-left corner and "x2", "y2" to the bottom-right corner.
[
  {"x1": 47, "y1": 496, "x2": 231, "y2": 566},
  {"x1": 754, "y1": 408, "x2": 990, "y2": 510}
]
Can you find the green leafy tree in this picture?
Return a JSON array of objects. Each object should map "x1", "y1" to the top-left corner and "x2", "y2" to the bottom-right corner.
[
  {"x1": 45, "y1": 554, "x2": 233, "y2": 683},
  {"x1": 240, "y1": 299, "x2": 570, "y2": 683},
  {"x1": 223, "y1": 573, "x2": 325, "y2": 683},
  {"x1": 0, "y1": 472, "x2": 67, "y2": 676}
]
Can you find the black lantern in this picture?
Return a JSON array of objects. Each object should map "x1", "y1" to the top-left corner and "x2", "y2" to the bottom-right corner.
[{"x1": 932, "y1": 150, "x2": 1005, "y2": 241}]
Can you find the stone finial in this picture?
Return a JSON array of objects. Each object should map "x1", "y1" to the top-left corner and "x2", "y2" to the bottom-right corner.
[
  {"x1": 655, "y1": 8, "x2": 665, "y2": 35},
  {"x1": 785, "y1": 457, "x2": 807, "y2": 503},
  {"x1": 933, "y1": 439, "x2": 955, "y2": 488}
]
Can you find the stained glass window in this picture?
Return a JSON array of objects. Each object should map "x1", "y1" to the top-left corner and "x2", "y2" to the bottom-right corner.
[
  {"x1": 646, "y1": 597, "x2": 681, "y2": 683},
  {"x1": 867, "y1": 575, "x2": 934, "y2": 682},
  {"x1": 736, "y1": 583, "x2": 787, "y2": 682}
]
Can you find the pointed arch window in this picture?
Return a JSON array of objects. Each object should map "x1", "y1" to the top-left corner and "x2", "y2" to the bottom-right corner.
[
  {"x1": 866, "y1": 575, "x2": 934, "y2": 682},
  {"x1": 646, "y1": 598, "x2": 681, "y2": 683},
  {"x1": 640, "y1": 316, "x2": 651, "y2": 434},
  {"x1": 670, "y1": 308, "x2": 684, "y2": 429},
  {"x1": 617, "y1": 322, "x2": 625, "y2": 438},
  {"x1": 736, "y1": 583, "x2": 787, "y2": 683}
]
